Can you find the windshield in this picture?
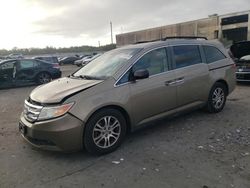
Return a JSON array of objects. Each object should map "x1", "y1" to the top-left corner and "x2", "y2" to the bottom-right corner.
[{"x1": 72, "y1": 48, "x2": 140, "y2": 80}]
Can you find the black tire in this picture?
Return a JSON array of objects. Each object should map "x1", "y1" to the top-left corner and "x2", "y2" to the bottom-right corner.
[
  {"x1": 36, "y1": 72, "x2": 52, "y2": 84},
  {"x1": 84, "y1": 108, "x2": 127, "y2": 155},
  {"x1": 206, "y1": 82, "x2": 227, "y2": 113}
]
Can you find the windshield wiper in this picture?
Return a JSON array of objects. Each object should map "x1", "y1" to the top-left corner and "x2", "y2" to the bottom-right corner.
[
  {"x1": 82, "y1": 75, "x2": 104, "y2": 80},
  {"x1": 69, "y1": 74, "x2": 102, "y2": 80}
]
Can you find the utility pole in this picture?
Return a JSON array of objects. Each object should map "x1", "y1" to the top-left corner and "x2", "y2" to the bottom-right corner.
[
  {"x1": 110, "y1": 21, "x2": 113, "y2": 44},
  {"x1": 98, "y1": 41, "x2": 101, "y2": 47}
]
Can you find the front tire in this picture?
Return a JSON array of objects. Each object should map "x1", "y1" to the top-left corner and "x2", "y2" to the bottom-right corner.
[
  {"x1": 206, "y1": 82, "x2": 227, "y2": 113},
  {"x1": 84, "y1": 108, "x2": 127, "y2": 155}
]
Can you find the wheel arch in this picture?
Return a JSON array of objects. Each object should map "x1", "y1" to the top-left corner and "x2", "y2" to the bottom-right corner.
[
  {"x1": 84, "y1": 105, "x2": 132, "y2": 134},
  {"x1": 214, "y1": 79, "x2": 229, "y2": 96}
]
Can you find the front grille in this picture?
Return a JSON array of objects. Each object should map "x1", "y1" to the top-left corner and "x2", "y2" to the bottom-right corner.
[
  {"x1": 23, "y1": 100, "x2": 43, "y2": 122},
  {"x1": 236, "y1": 62, "x2": 250, "y2": 69},
  {"x1": 27, "y1": 97, "x2": 42, "y2": 106},
  {"x1": 236, "y1": 74, "x2": 250, "y2": 80}
]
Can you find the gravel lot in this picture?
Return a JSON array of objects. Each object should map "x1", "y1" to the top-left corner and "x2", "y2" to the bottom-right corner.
[{"x1": 1, "y1": 65, "x2": 250, "y2": 188}]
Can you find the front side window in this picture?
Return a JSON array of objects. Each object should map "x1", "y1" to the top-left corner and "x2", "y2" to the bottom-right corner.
[
  {"x1": 116, "y1": 48, "x2": 169, "y2": 85},
  {"x1": 133, "y1": 48, "x2": 168, "y2": 76},
  {"x1": 203, "y1": 46, "x2": 226, "y2": 63},
  {"x1": 116, "y1": 70, "x2": 131, "y2": 85},
  {"x1": 0, "y1": 61, "x2": 16, "y2": 70},
  {"x1": 173, "y1": 45, "x2": 202, "y2": 68}
]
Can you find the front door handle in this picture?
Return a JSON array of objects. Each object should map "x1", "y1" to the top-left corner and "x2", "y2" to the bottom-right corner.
[{"x1": 165, "y1": 77, "x2": 185, "y2": 86}]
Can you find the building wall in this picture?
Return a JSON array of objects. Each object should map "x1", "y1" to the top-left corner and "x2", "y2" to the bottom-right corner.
[
  {"x1": 248, "y1": 13, "x2": 250, "y2": 40},
  {"x1": 116, "y1": 11, "x2": 250, "y2": 46},
  {"x1": 218, "y1": 10, "x2": 250, "y2": 41}
]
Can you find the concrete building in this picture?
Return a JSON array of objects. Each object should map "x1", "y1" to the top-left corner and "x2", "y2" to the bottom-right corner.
[{"x1": 116, "y1": 10, "x2": 250, "y2": 46}]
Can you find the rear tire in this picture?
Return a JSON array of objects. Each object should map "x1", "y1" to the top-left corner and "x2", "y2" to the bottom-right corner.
[
  {"x1": 84, "y1": 108, "x2": 127, "y2": 155},
  {"x1": 36, "y1": 72, "x2": 52, "y2": 84},
  {"x1": 206, "y1": 82, "x2": 227, "y2": 113}
]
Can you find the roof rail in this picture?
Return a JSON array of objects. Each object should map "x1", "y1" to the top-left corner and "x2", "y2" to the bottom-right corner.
[
  {"x1": 134, "y1": 39, "x2": 160, "y2": 44},
  {"x1": 133, "y1": 36, "x2": 207, "y2": 45},
  {"x1": 163, "y1": 36, "x2": 208, "y2": 40}
]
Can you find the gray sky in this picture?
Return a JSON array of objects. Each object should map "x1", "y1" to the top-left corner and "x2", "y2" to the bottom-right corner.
[{"x1": 0, "y1": 0, "x2": 249, "y2": 49}]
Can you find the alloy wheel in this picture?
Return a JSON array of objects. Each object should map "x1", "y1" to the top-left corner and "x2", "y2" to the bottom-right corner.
[
  {"x1": 92, "y1": 116, "x2": 121, "y2": 148},
  {"x1": 212, "y1": 88, "x2": 225, "y2": 109},
  {"x1": 38, "y1": 73, "x2": 51, "y2": 84}
]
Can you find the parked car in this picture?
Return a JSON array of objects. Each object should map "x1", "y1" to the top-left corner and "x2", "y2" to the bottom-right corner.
[
  {"x1": 230, "y1": 41, "x2": 250, "y2": 82},
  {"x1": 59, "y1": 56, "x2": 80, "y2": 65},
  {"x1": 6, "y1": 53, "x2": 24, "y2": 59},
  {"x1": 34, "y1": 56, "x2": 59, "y2": 64},
  {"x1": 0, "y1": 59, "x2": 61, "y2": 89},
  {"x1": 19, "y1": 37, "x2": 236, "y2": 154},
  {"x1": 81, "y1": 54, "x2": 102, "y2": 67},
  {"x1": 74, "y1": 55, "x2": 92, "y2": 67}
]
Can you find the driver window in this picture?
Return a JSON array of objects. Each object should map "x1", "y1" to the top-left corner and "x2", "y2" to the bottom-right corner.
[
  {"x1": 132, "y1": 48, "x2": 168, "y2": 76},
  {"x1": 116, "y1": 48, "x2": 169, "y2": 85}
]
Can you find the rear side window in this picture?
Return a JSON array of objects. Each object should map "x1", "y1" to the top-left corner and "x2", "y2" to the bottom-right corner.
[
  {"x1": 203, "y1": 46, "x2": 226, "y2": 63},
  {"x1": 173, "y1": 45, "x2": 202, "y2": 68},
  {"x1": 19, "y1": 60, "x2": 35, "y2": 69},
  {"x1": 33, "y1": 60, "x2": 40, "y2": 67}
]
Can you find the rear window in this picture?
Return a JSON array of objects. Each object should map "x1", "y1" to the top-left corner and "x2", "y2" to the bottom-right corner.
[
  {"x1": 173, "y1": 45, "x2": 202, "y2": 68},
  {"x1": 203, "y1": 46, "x2": 226, "y2": 64}
]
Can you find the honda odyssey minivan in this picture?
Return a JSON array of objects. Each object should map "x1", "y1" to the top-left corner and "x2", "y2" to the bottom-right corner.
[{"x1": 19, "y1": 37, "x2": 236, "y2": 155}]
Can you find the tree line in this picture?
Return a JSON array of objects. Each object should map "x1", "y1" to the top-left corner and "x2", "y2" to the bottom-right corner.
[{"x1": 0, "y1": 44, "x2": 116, "y2": 56}]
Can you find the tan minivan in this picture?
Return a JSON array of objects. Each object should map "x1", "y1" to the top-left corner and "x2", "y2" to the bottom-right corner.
[{"x1": 19, "y1": 37, "x2": 236, "y2": 154}]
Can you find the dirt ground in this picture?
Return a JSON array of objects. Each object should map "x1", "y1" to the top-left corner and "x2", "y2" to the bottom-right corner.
[{"x1": 0, "y1": 65, "x2": 250, "y2": 188}]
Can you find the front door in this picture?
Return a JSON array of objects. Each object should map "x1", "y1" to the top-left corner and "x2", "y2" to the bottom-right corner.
[
  {"x1": 129, "y1": 47, "x2": 177, "y2": 125},
  {"x1": 0, "y1": 60, "x2": 16, "y2": 88}
]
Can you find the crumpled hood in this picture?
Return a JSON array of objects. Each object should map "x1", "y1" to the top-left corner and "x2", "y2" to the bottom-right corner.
[{"x1": 30, "y1": 77, "x2": 103, "y2": 103}]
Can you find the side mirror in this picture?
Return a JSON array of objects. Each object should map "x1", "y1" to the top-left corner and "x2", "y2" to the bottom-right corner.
[{"x1": 133, "y1": 69, "x2": 149, "y2": 80}]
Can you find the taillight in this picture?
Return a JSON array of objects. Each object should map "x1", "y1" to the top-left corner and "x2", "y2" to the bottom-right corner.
[{"x1": 53, "y1": 63, "x2": 60, "y2": 69}]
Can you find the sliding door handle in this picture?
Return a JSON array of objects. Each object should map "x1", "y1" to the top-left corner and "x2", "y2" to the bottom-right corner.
[
  {"x1": 165, "y1": 80, "x2": 176, "y2": 86},
  {"x1": 175, "y1": 77, "x2": 185, "y2": 85}
]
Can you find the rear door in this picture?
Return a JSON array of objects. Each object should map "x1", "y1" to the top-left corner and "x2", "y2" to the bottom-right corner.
[
  {"x1": 16, "y1": 59, "x2": 38, "y2": 83},
  {"x1": 171, "y1": 45, "x2": 209, "y2": 107},
  {"x1": 128, "y1": 47, "x2": 177, "y2": 125}
]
